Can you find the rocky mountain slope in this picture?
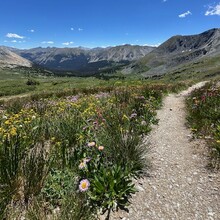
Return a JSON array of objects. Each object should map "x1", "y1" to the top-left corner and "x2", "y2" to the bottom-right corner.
[
  {"x1": 12, "y1": 45, "x2": 154, "y2": 74},
  {"x1": 0, "y1": 47, "x2": 32, "y2": 68},
  {"x1": 130, "y1": 28, "x2": 220, "y2": 76}
]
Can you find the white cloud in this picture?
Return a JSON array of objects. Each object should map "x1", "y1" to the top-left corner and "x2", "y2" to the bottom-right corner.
[
  {"x1": 28, "y1": 29, "x2": 35, "y2": 33},
  {"x1": 4, "y1": 40, "x2": 8, "y2": 43},
  {"x1": 41, "y1": 41, "x2": 54, "y2": 44},
  {"x1": 78, "y1": 28, "x2": 83, "y2": 31},
  {"x1": 62, "y1": 41, "x2": 74, "y2": 46},
  {"x1": 178, "y1": 10, "x2": 192, "y2": 18},
  {"x1": 71, "y1": 27, "x2": 74, "y2": 31},
  {"x1": 11, "y1": 40, "x2": 17, "y2": 43},
  {"x1": 6, "y1": 33, "x2": 25, "y2": 39},
  {"x1": 143, "y1": 43, "x2": 161, "y2": 47},
  {"x1": 163, "y1": 0, "x2": 167, "y2": 2},
  {"x1": 205, "y1": 3, "x2": 220, "y2": 16}
]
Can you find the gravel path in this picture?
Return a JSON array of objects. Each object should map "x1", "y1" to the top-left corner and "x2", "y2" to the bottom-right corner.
[{"x1": 107, "y1": 82, "x2": 220, "y2": 220}]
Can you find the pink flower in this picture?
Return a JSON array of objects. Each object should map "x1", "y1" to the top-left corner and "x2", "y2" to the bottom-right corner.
[
  {"x1": 98, "y1": 146, "x2": 104, "y2": 151},
  {"x1": 79, "y1": 179, "x2": 90, "y2": 192},
  {"x1": 201, "y1": 95, "x2": 206, "y2": 102},
  {"x1": 87, "y1": 141, "x2": 96, "y2": 147}
]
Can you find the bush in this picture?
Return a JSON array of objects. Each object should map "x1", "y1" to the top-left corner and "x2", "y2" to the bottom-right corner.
[{"x1": 26, "y1": 78, "x2": 40, "y2": 86}]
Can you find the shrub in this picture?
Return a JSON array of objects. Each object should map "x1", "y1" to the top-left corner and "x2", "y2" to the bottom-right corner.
[{"x1": 26, "y1": 78, "x2": 40, "y2": 86}]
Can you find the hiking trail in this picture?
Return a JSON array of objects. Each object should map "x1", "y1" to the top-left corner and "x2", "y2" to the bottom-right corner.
[{"x1": 106, "y1": 82, "x2": 220, "y2": 220}]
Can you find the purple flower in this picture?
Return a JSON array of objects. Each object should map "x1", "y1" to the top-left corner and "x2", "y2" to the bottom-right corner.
[
  {"x1": 87, "y1": 141, "x2": 96, "y2": 147},
  {"x1": 95, "y1": 92, "x2": 109, "y2": 99},
  {"x1": 66, "y1": 95, "x2": 79, "y2": 102}
]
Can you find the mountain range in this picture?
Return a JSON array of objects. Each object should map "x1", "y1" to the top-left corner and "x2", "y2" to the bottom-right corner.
[
  {"x1": 2, "y1": 45, "x2": 154, "y2": 75},
  {"x1": 1, "y1": 28, "x2": 220, "y2": 77}
]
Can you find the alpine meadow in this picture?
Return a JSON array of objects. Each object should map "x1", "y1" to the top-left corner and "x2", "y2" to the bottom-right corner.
[{"x1": 0, "y1": 0, "x2": 219, "y2": 219}]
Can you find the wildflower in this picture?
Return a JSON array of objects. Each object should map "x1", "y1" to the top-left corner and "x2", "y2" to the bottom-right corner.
[
  {"x1": 5, "y1": 120, "x2": 11, "y2": 125},
  {"x1": 93, "y1": 121, "x2": 98, "y2": 126},
  {"x1": 201, "y1": 95, "x2": 206, "y2": 102},
  {"x1": 216, "y1": 140, "x2": 220, "y2": 144},
  {"x1": 130, "y1": 113, "x2": 137, "y2": 119},
  {"x1": 87, "y1": 141, "x2": 96, "y2": 147},
  {"x1": 10, "y1": 127, "x2": 17, "y2": 136},
  {"x1": 79, "y1": 161, "x2": 87, "y2": 169},
  {"x1": 122, "y1": 114, "x2": 129, "y2": 121},
  {"x1": 83, "y1": 158, "x2": 91, "y2": 163},
  {"x1": 79, "y1": 179, "x2": 90, "y2": 192},
  {"x1": 98, "y1": 145, "x2": 104, "y2": 151}
]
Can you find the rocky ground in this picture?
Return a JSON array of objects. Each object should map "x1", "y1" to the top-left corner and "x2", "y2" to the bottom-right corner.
[{"x1": 102, "y1": 82, "x2": 220, "y2": 220}]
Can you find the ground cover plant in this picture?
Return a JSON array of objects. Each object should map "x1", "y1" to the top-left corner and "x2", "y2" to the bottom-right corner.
[
  {"x1": 186, "y1": 81, "x2": 220, "y2": 168},
  {"x1": 0, "y1": 82, "x2": 187, "y2": 219}
]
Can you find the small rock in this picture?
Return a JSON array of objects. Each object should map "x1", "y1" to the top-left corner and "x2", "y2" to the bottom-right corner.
[
  {"x1": 208, "y1": 207, "x2": 213, "y2": 212},
  {"x1": 136, "y1": 185, "x2": 145, "y2": 192},
  {"x1": 171, "y1": 179, "x2": 175, "y2": 183},
  {"x1": 208, "y1": 212, "x2": 215, "y2": 217},
  {"x1": 152, "y1": 186, "x2": 157, "y2": 190},
  {"x1": 187, "y1": 177, "x2": 192, "y2": 184}
]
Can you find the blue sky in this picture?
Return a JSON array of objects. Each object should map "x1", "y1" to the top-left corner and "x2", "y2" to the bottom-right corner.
[{"x1": 1, "y1": 0, "x2": 220, "y2": 49}]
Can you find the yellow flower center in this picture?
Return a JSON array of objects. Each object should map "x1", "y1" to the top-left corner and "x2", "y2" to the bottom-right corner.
[{"x1": 81, "y1": 182, "x2": 87, "y2": 189}]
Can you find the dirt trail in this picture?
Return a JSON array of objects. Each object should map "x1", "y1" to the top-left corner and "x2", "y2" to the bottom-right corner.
[
  {"x1": 0, "y1": 93, "x2": 30, "y2": 102},
  {"x1": 109, "y1": 82, "x2": 220, "y2": 220}
]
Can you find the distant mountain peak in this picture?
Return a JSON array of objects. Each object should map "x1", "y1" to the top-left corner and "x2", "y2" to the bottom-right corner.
[{"x1": 132, "y1": 27, "x2": 220, "y2": 76}]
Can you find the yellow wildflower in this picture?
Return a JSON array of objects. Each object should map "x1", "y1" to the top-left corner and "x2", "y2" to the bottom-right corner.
[{"x1": 10, "y1": 127, "x2": 17, "y2": 136}]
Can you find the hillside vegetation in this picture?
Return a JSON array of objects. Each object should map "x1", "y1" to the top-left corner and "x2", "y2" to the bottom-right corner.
[{"x1": 186, "y1": 81, "x2": 220, "y2": 168}]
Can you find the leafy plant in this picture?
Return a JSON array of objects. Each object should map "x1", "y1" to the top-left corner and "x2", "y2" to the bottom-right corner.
[
  {"x1": 88, "y1": 164, "x2": 136, "y2": 213},
  {"x1": 41, "y1": 168, "x2": 76, "y2": 206}
]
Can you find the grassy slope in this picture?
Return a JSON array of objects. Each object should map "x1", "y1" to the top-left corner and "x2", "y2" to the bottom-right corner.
[{"x1": 161, "y1": 55, "x2": 220, "y2": 82}]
